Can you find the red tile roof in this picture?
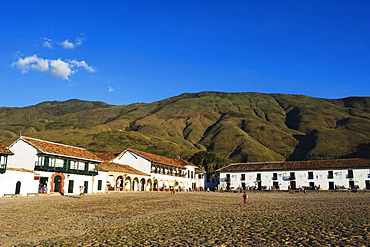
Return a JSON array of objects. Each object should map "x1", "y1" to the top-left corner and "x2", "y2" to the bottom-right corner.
[
  {"x1": 217, "y1": 158, "x2": 370, "y2": 172},
  {"x1": 126, "y1": 149, "x2": 186, "y2": 168},
  {"x1": 0, "y1": 143, "x2": 13, "y2": 155},
  {"x1": 175, "y1": 158, "x2": 199, "y2": 168},
  {"x1": 99, "y1": 161, "x2": 149, "y2": 176},
  {"x1": 95, "y1": 152, "x2": 121, "y2": 162},
  {"x1": 20, "y1": 136, "x2": 101, "y2": 162}
]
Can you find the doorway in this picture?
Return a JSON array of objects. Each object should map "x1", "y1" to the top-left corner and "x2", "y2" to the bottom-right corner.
[
  {"x1": 328, "y1": 181, "x2": 335, "y2": 190},
  {"x1": 140, "y1": 178, "x2": 145, "y2": 191},
  {"x1": 349, "y1": 180, "x2": 355, "y2": 189},
  {"x1": 257, "y1": 181, "x2": 262, "y2": 190},
  {"x1": 15, "y1": 181, "x2": 21, "y2": 194},
  {"x1": 309, "y1": 182, "x2": 315, "y2": 189},
  {"x1": 241, "y1": 182, "x2": 246, "y2": 190},
  {"x1": 54, "y1": 175, "x2": 61, "y2": 192},
  {"x1": 290, "y1": 181, "x2": 296, "y2": 190},
  {"x1": 84, "y1": 181, "x2": 88, "y2": 193},
  {"x1": 68, "y1": 180, "x2": 74, "y2": 193}
]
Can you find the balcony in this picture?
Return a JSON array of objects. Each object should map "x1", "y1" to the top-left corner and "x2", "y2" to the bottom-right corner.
[
  {"x1": 151, "y1": 169, "x2": 186, "y2": 177},
  {"x1": 35, "y1": 162, "x2": 98, "y2": 176},
  {"x1": 151, "y1": 166, "x2": 187, "y2": 177}
]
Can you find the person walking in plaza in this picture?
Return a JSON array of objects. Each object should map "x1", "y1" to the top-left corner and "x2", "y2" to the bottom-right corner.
[{"x1": 243, "y1": 192, "x2": 248, "y2": 204}]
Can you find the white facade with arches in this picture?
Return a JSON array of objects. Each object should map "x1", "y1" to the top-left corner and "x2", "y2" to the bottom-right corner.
[{"x1": 112, "y1": 149, "x2": 198, "y2": 191}]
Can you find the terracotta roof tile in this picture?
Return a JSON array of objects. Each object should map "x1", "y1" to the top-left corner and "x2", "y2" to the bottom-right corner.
[
  {"x1": 21, "y1": 137, "x2": 101, "y2": 162},
  {"x1": 0, "y1": 143, "x2": 13, "y2": 155},
  {"x1": 95, "y1": 152, "x2": 121, "y2": 162},
  {"x1": 217, "y1": 158, "x2": 370, "y2": 172},
  {"x1": 126, "y1": 149, "x2": 186, "y2": 168},
  {"x1": 175, "y1": 158, "x2": 199, "y2": 168},
  {"x1": 99, "y1": 161, "x2": 149, "y2": 176}
]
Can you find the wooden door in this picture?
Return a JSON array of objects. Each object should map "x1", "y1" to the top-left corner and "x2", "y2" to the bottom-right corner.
[
  {"x1": 290, "y1": 181, "x2": 296, "y2": 190},
  {"x1": 83, "y1": 181, "x2": 88, "y2": 193},
  {"x1": 68, "y1": 180, "x2": 74, "y2": 193},
  {"x1": 54, "y1": 175, "x2": 61, "y2": 192},
  {"x1": 328, "y1": 181, "x2": 334, "y2": 190}
]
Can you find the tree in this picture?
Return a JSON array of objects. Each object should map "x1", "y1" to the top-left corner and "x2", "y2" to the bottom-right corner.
[{"x1": 188, "y1": 151, "x2": 227, "y2": 172}]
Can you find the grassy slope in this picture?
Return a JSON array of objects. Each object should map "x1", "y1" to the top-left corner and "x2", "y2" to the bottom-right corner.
[{"x1": 0, "y1": 92, "x2": 369, "y2": 163}]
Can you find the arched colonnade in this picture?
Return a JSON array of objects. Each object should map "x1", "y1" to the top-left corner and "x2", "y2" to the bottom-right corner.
[{"x1": 106, "y1": 173, "x2": 189, "y2": 192}]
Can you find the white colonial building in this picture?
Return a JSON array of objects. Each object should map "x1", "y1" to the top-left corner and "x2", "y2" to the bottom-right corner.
[
  {"x1": 6, "y1": 136, "x2": 104, "y2": 196},
  {"x1": 112, "y1": 149, "x2": 198, "y2": 191},
  {"x1": 96, "y1": 152, "x2": 151, "y2": 192},
  {"x1": 217, "y1": 158, "x2": 370, "y2": 191},
  {"x1": 194, "y1": 168, "x2": 219, "y2": 191},
  {"x1": 0, "y1": 143, "x2": 33, "y2": 197},
  {"x1": 1, "y1": 137, "x2": 199, "y2": 197}
]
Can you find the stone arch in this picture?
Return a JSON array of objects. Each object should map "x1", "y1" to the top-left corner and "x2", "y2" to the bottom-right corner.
[
  {"x1": 163, "y1": 180, "x2": 170, "y2": 191},
  {"x1": 146, "y1": 179, "x2": 152, "y2": 191},
  {"x1": 140, "y1": 178, "x2": 146, "y2": 191},
  {"x1": 153, "y1": 179, "x2": 159, "y2": 191},
  {"x1": 125, "y1": 176, "x2": 131, "y2": 191},
  {"x1": 116, "y1": 175, "x2": 123, "y2": 191},
  {"x1": 107, "y1": 175, "x2": 115, "y2": 191},
  {"x1": 179, "y1": 182, "x2": 183, "y2": 191},
  {"x1": 174, "y1": 181, "x2": 179, "y2": 191},
  {"x1": 132, "y1": 177, "x2": 139, "y2": 191}
]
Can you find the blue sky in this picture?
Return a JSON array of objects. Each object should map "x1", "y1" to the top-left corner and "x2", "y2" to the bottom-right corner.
[{"x1": 1, "y1": 1, "x2": 369, "y2": 107}]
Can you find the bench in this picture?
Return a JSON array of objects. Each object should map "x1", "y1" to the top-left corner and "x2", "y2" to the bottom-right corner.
[
  {"x1": 27, "y1": 193, "x2": 39, "y2": 197},
  {"x1": 3, "y1": 194, "x2": 18, "y2": 197}
]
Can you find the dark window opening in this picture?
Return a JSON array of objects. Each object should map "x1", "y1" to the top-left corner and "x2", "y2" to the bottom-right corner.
[
  {"x1": 68, "y1": 180, "x2": 74, "y2": 193},
  {"x1": 97, "y1": 180, "x2": 102, "y2": 190},
  {"x1": 348, "y1": 170, "x2": 354, "y2": 179}
]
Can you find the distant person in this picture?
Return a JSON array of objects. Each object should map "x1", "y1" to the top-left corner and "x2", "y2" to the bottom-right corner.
[{"x1": 242, "y1": 192, "x2": 248, "y2": 205}]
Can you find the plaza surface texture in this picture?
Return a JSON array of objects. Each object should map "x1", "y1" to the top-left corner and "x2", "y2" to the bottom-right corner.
[{"x1": 0, "y1": 191, "x2": 369, "y2": 246}]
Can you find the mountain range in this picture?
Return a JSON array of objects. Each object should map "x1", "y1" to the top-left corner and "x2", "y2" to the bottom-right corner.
[{"x1": 1, "y1": 91, "x2": 369, "y2": 164}]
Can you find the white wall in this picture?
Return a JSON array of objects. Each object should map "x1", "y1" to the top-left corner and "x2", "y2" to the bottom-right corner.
[
  {"x1": 0, "y1": 170, "x2": 38, "y2": 196},
  {"x1": 219, "y1": 168, "x2": 370, "y2": 190},
  {"x1": 194, "y1": 173, "x2": 204, "y2": 189},
  {"x1": 8, "y1": 140, "x2": 38, "y2": 170},
  {"x1": 115, "y1": 151, "x2": 151, "y2": 174},
  {"x1": 93, "y1": 171, "x2": 107, "y2": 193}
]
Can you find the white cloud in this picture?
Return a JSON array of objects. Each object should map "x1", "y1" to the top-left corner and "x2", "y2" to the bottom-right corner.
[
  {"x1": 42, "y1": 38, "x2": 53, "y2": 48},
  {"x1": 108, "y1": 86, "x2": 115, "y2": 92},
  {"x1": 60, "y1": 37, "x2": 85, "y2": 49},
  {"x1": 49, "y1": 59, "x2": 74, "y2": 80},
  {"x1": 12, "y1": 54, "x2": 95, "y2": 80},
  {"x1": 40, "y1": 36, "x2": 86, "y2": 49},
  {"x1": 69, "y1": 60, "x2": 95, "y2": 73},
  {"x1": 61, "y1": 39, "x2": 75, "y2": 49},
  {"x1": 12, "y1": 54, "x2": 49, "y2": 73}
]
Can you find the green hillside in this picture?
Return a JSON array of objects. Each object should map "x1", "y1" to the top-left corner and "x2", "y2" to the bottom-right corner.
[{"x1": 1, "y1": 92, "x2": 370, "y2": 163}]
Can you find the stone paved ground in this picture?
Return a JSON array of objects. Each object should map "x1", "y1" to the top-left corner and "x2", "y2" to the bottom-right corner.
[{"x1": 0, "y1": 191, "x2": 369, "y2": 246}]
